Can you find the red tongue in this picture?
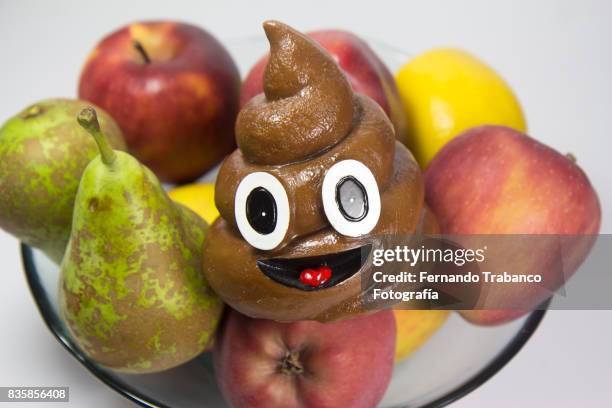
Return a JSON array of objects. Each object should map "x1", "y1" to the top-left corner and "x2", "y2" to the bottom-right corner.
[{"x1": 299, "y1": 266, "x2": 332, "y2": 287}]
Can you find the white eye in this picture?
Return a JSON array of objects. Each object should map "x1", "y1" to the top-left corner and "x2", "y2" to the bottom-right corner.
[
  {"x1": 322, "y1": 160, "x2": 381, "y2": 237},
  {"x1": 235, "y1": 172, "x2": 290, "y2": 250}
]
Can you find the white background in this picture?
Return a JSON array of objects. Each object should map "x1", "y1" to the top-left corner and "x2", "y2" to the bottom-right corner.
[{"x1": 1, "y1": 0, "x2": 611, "y2": 407}]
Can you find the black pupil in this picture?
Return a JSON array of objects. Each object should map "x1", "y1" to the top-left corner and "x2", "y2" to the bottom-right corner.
[
  {"x1": 336, "y1": 176, "x2": 368, "y2": 221},
  {"x1": 246, "y1": 187, "x2": 277, "y2": 235}
]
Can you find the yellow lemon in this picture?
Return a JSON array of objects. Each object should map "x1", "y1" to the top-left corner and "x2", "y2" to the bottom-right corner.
[
  {"x1": 395, "y1": 48, "x2": 526, "y2": 167},
  {"x1": 394, "y1": 310, "x2": 450, "y2": 362},
  {"x1": 168, "y1": 183, "x2": 219, "y2": 225}
]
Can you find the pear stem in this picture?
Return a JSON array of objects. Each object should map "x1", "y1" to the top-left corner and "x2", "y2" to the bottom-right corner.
[
  {"x1": 133, "y1": 40, "x2": 151, "y2": 64},
  {"x1": 77, "y1": 107, "x2": 117, "y2": 165}
]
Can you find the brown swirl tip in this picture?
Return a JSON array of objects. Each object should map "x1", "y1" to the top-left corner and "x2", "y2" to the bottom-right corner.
[{"x1": 235, "y1": 20, "x2": 356, "y2": 165}]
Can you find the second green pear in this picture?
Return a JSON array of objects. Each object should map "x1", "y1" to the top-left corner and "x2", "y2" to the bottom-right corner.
[{"x1": 0, "y1": 99, "x2": 125, "y2": 263}]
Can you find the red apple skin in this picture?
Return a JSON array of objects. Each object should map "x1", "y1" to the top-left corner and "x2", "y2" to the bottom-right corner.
[
  {"x1": 425, "y1": 125, "x2": 601, "y2": 325},
  {"x1": 214, "y1": 309, "x2": 396, "y2": 408},
  {"x1": 79, "y1": 21, "x2": 240, "y2": 183},
  {"x1": 240, "y1": 29, "x2": 408, "y2": 145},
  {"x1": 240, "y1": 57, "x2": 266, "y2": 108}
]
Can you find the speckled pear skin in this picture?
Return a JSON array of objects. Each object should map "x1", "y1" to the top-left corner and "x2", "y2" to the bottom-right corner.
[
  {"x1": 59, "y1": 117, "x2": 223, "y2": 373},
  {"x1": 0, "y1": 99, "x2": 125, "y2": 263}
]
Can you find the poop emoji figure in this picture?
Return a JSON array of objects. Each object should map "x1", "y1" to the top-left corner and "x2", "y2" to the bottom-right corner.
[{"x1": 203, "y1": 21, "x2": 428, "y2": 322}]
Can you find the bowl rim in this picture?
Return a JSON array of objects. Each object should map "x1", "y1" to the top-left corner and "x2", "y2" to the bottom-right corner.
[{"x1": 21, "y1": 244, "x2": 549, "y2": 408}]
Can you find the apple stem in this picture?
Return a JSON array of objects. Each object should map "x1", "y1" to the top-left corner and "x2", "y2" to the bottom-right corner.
[
  {"x1": 77, "y1": 107, "x2": 117, "y2": 166},
  {"x1": 133, "y1": 40, "x2": 151, "y2": 64},
  {"x1": 279, "y1": 350, "x2": 304, "y2": 375},
  {"x1": 566, "y1": 153, "x2": 577, "y2": 163}
]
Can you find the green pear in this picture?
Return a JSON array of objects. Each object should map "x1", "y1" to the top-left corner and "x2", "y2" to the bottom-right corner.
[
  {"x1": 0, "y1": 99, "x2": 125, "y2": 263},
  {"x1": 59, "y1": 108, "x2": 223, "y2": 373}
]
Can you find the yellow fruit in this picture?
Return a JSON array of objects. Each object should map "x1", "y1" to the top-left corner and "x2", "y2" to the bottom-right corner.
[
  {"x1": 168, "y1": 183, "x2": 219, "y2": 225},
  {"x1": 394, "y1": 310, "x2": 450, "y2": 362},
  {"x1": 395, "y1": 48, "x2": 527, "y2": 167}
]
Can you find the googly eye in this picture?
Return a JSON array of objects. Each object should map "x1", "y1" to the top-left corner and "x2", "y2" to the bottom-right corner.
[
  {"x1": 322, "y1": 160, "x2": 381, "y2": 237},
  {"x1": 235, "y1": 172, "x2": 290, "y2": 250}
]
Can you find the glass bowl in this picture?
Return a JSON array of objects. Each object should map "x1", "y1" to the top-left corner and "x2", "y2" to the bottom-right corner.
[{"x1": 20, "y1": 36, "x2": 548, "y2": 408}]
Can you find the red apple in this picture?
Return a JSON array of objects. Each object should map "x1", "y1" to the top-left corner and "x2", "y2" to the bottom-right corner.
[
  {"x1": 79, "y1": 21, "x2": 240, "y2": 183},
  {"x1": 240, "y1": 29, "x2": 408, "y2": 144},
  {"x1": 214, "y1": 309, "x2": 396, "y2": 408},
  {"x1": 425, "y1": 125, "x2": 601, "y2": 325}
]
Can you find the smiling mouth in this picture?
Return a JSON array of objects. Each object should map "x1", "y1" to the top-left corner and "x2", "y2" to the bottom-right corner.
[{"x1": 256, "y1": 244, "x2": 372, "y2": 291}]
